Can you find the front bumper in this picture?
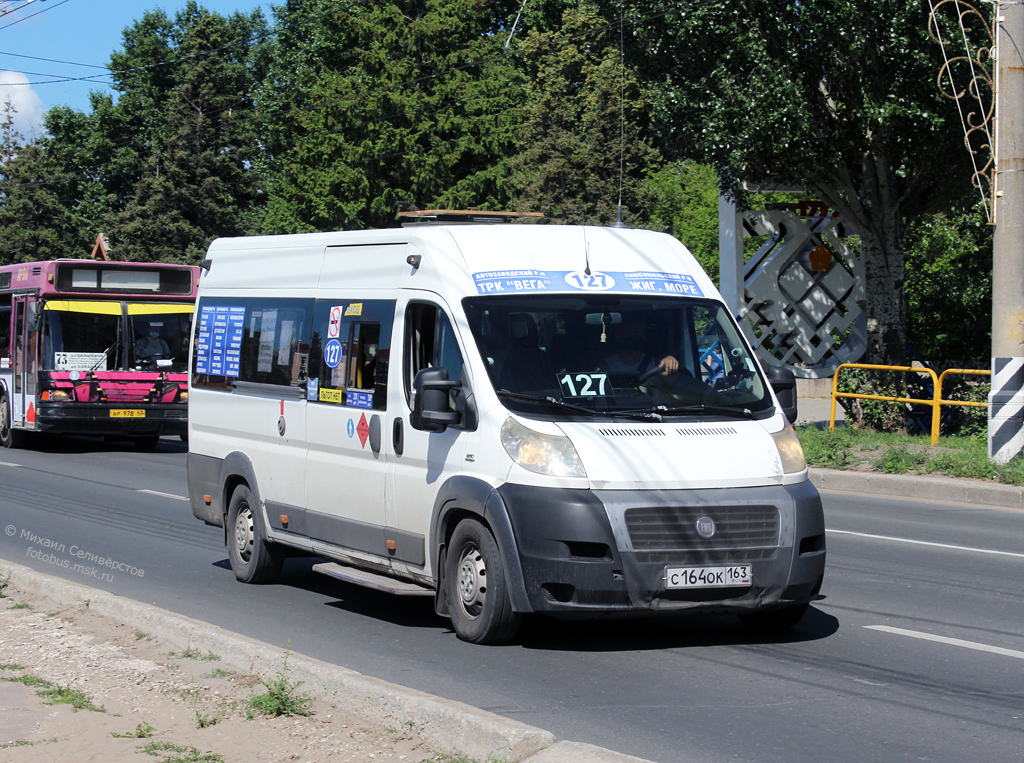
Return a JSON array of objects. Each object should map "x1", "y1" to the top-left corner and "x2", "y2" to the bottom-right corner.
[
  {"x1": 499, "y1": 480, "x2": 825, "y2": 616},
  {"x1": 34, "y1": 402, "x2": 188, "y2": 437}
]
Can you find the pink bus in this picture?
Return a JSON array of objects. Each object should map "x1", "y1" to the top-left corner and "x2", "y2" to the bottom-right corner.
[{"x1": 0, "y1": 259, "x2": 199, "y2": 449}]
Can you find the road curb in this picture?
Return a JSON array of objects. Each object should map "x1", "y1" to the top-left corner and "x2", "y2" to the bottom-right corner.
[
  {"x1": 809, "y1": 467, "x2": 1024, "y2": 509},
  {"x1": 0, "y1": 558, "x2": 656, "y2": 763}
]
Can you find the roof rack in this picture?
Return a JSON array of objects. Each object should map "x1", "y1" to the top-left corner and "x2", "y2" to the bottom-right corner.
[{"x1": 396, "y1": 209, "x2": 543, "y2": 226}]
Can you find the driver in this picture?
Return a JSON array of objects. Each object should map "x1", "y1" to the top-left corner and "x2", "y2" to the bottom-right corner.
[
  {"x1": 598, "y1": 316, "x2": 679, "y2": 376},
  {"x1": 135, "y1": 322, "x2": 170, "y2": 359}
]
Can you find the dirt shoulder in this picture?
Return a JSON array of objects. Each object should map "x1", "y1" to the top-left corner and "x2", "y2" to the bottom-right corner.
[{"x1": 0, "y1": 579, "x2": 436, "y2": 763}]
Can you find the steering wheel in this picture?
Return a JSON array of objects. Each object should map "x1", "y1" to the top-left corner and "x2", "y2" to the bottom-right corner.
[{"x1": 637, "y1": 365, "x2": 665, "y2": 386}]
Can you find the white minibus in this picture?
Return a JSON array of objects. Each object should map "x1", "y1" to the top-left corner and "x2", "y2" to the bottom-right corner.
[{"x1": 187, "y1": 223, "x2": 825, "y2": 644}]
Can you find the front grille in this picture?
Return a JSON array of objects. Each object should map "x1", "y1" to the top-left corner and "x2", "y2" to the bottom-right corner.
[
  {"x1": 624, "y1": 505, "x2": 780, "y2": 551},
  {"x1": 633, "y1": 548, "x2": 778, "y2": 565}
]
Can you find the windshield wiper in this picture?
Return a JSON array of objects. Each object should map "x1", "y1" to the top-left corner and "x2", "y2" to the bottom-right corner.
[
  {"x1": 495, "y1": 390, "x2": 600, "y2": 416},
  {"x1": 650, "y1": 403, "x2": 757, "y2": 419},
  {"x1": 496, "y1": 391, "x2": 667, "y2": 421}
]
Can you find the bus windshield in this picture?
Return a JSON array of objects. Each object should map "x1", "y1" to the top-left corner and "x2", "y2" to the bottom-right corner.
[
  {"x1": 462, "y1": 294, "x2": 773, "y2": 419},
  {"x1": 40, "y1": 301, "x2": 191, "y2": 373}
]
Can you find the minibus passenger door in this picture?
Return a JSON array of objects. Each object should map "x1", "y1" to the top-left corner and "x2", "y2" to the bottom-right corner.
[
  {"x1": 304, "y1": 296, "x2": 393, "y2": 561},
  {"x1": 386, "y1": 296, "x2": 468, "y2": 576}
]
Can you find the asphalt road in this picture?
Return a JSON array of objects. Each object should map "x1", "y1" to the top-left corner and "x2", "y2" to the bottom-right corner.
[{"x1": 1, "y1": 435, "x2": 1022, "y2": 763}]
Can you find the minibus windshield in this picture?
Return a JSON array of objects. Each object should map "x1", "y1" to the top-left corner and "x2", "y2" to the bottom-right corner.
[{"x1": 462, "y1": 294, "x2": 773, "y2": 419}]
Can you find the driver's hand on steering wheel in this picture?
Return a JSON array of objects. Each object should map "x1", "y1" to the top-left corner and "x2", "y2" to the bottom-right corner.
[{"x1": 658, "y1": 355, "x2": 679, "y2": 375}]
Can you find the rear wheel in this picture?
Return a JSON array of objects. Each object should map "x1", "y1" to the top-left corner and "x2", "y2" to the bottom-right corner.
[
  {"x1": 226, "y1": 484, "x2": 283, "y2": 584},
  {"x1": 738, "y1": 603, "x2": 809, "y2": 632},
  {"x1": 445, "y1": 518, "x2": 522, "y2": 645}
]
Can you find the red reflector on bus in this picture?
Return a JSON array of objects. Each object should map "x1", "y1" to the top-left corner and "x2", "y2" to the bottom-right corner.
[{"x1": 26, "y1": 403, "x2": 35, "y2": 423}]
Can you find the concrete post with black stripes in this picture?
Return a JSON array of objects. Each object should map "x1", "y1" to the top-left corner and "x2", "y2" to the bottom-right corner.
[{"x1": 990, "y1": 0, "x2": 1024, "y2": 464}]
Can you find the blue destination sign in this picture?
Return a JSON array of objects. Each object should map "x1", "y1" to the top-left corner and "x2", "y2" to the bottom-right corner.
[
  {"x1": 472, "y1": 270, "x2": 703, "y2": 297},
  {"x1": 195, "y1": 305, "x2": 244, "y2": 377}
]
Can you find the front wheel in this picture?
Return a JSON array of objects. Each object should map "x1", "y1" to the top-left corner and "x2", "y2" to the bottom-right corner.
[
  {"x1": 445, "y1": 518, "x2": 522, "y2": 645},
  {"x1": 738, "y1": 603, "x2": 809, "y2": 632},
  {"x1": 0, "y1": 392, "x2": 25, "y2": 449},
  {"x1": 226, "y1": 484, "x2": 283, "y2": 584}
]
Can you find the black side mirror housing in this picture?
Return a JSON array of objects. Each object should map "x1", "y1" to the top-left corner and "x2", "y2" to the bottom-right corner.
[
  {"x1": 410, "y1": 367, "x2": 461, "y2": 433},
  {"x1": 766, "y1": 365, "x2": 798, "y2": 424}
]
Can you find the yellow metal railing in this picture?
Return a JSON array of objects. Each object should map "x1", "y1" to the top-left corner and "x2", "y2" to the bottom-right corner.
[{"x1": 829, "y1": 363, "x2": 991, "y2": 445}]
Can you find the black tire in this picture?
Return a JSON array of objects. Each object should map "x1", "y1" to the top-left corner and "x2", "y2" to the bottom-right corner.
[
  {"x1": 226, "y1": 484, "x2": 283, "y2": 584},
  {"x1": 445, "y1": 518, "x2": 522, "y2": 645},
  {"x1": 738, "y1": 603, "x2": 809, "y2": 632},
  {"x1": 0, "y1": 392, "x2": 25, "y2": 449}
]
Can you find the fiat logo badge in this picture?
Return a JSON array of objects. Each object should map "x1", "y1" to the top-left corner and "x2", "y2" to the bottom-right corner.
[{"x1": 696, "y1": 516, "x2": 716, "y2": 538}]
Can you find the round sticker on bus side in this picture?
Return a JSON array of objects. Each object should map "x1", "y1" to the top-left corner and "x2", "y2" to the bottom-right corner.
[
  {"x1": 564, "y1": 270, "x2": 615, "y2": 291},
  {"x1": 324, "y1": 338, "x2": 343, "y2": 368}
]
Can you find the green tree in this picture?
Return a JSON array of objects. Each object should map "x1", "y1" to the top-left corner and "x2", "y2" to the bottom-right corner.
[
  {"x1": 905, "y1": 202, "x2": 992, "y2": 364},
  {"x1": 507, "y1": 3, "x2": 662, "y2": 226},
  {"x1": 645, "y1": 162, "x2": 720, "y2": 279},
  {"x1": 257, "y1": 0, "x2": 534, "y2": 233},
  {"x1": 608, "y1": 0, "x2": 978, "y2": 365},
  {"x1": 42, "y1": 2, "x2": 266, "y2": 263},
  {"x1": 0, "y1": 101, "x2": 87, "y2": 263}
]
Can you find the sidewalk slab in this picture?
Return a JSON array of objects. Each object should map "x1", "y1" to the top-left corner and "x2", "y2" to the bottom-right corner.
[{"x1": 0, "y1": 682, "x2": 46, "y2": 746}]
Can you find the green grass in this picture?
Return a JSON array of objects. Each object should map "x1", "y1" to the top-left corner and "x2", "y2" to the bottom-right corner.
[
  {"x1": 112, "y1": 722, "x2": 156, "y2": 739},
  {"x1": 167, "y1": 647, "x2": 221, "y2": 662},
  {"x1": 247, "y1": 645, "x2": 312, "y2": 718},
  {"x1": 795, "y1": 425, "x2": 1024, "y2": 485},
  {"x1": 8, "y1": 602, "x2": 30, "y2": 610},
  {"x1": 6, "y1": 673, "x2": 54, "y2": 688},
  {"x1": 37, "y1": 684, "x2": 106, "y2": 712},
  {"x1": 141, "y1": 741, "x2": 224, "y2": 763},
  {"x1": 202, "y1": 668, "x2": 236, "y2": 679}
]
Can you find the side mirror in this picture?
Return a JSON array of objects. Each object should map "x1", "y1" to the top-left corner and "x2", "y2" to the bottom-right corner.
[
  {"x1": 766, "y1": 365, "x2": 798, "y2": 424},
  {"x1": 410, "y1": 367, "x2": 461, "y2": 433},
  {"x1": 26, "y1": 302, "x2": 42, "y2": 332}
]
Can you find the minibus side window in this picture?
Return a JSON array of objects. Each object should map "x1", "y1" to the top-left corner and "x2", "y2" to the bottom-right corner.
[
  {"x1": 306, "y1": 300, "x2": 393, "y2": 410},
  {"x1": 192, "y1": 297, "x2": 312, "y2": 390},
  {"x1": 404, "y1": 303, "x2": 463, "y2": 411}
]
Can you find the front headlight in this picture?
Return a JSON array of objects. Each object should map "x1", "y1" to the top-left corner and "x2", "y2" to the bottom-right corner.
[
  {"x1": 179, "y1": 389, "x2": 189, "y2": 403},
  {"x1": 772, "y1": 424, "x2": 807, "y2": 474},
  {"x1": 500, "y1": 417, "x2": 586, "y2": 478}
]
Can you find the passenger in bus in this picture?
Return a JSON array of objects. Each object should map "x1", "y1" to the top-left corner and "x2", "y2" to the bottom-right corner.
[
  {"x1": 597, "y1": 315, "x2": 679, "y2": 376},
  {"x1": 135, "y1": 321, "x2": 171, "y2": 359}
]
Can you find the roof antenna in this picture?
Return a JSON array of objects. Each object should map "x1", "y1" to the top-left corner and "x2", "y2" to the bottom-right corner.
[
  {"x1": 610, "y1": 1, "x2": 627, "y2": 229},
  {"x1": 584, "y1": 229, "x2": 592, "y2": 275}
]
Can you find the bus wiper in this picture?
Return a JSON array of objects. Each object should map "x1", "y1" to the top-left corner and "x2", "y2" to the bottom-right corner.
[
  {"x1": 495, "y1": 390, "x2": 600, "y2": 416},
  {"x1": 90, "y1": 321, "x2": 122, "y2": 371},
  {"x1": 650, "y1": 403, "x2": 756, "y2": 419}
]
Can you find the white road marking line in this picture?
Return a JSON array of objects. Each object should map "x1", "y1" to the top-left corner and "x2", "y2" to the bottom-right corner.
[
  {"x1": 0, "y1": 462, "x2": 21, "y2": 467},
  {"x1": 826, "y1": 528, "x2": 1024, "y2": 559},
  {"x1": 865, "y1": 625, "x2": 1024, "y2": 660},
  {"x1": 137, "y1": 489, "x2": 189, "y2": 502}
]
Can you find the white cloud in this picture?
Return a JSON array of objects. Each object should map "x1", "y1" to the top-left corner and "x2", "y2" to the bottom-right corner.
[{"x1": 0, "y1": 70, "x2": 45, "y2": 141}]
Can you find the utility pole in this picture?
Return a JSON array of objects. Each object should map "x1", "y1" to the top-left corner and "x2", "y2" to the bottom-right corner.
[{"x1": 990, "y1": 0, "x2": 1024, "y2": 463}]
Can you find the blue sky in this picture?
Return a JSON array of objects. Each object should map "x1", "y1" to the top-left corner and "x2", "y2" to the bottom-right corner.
[{"x1": 0, "y1": 0, "x2": 265, "y2": 139}]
